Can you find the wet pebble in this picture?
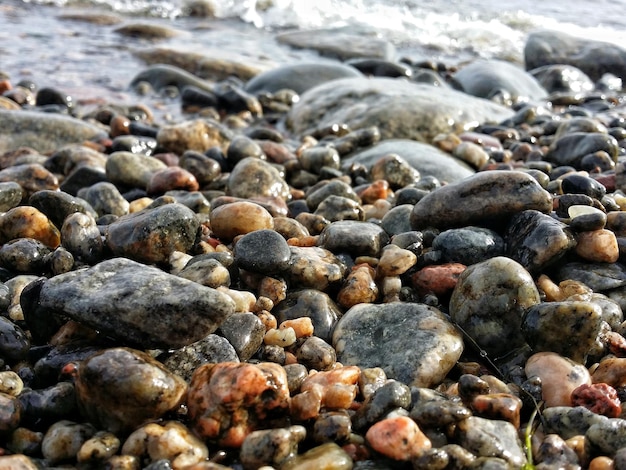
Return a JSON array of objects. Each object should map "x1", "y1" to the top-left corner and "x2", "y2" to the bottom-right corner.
[
  {"x1": 210, "y1": 201, "x2": 274, "y2": 242},
  {"x1": 450, "y1": 256, "x2": 540, "y2": 356},
  {"x1": 105, "y1": 151, "x2": 167, "y2": 189},
  {"x1": 353, "y1": 379, "x2": 411, "y2": 429},
  {"x1": 0, "y1": 206, "x2": 61, "y2": 248},
  {"x1": 234, "y1": 229, "x2": 291, "y2": 274},
  {"x1": 337, "y1": 263, "x2": 378, "y2": 308},
  {"x1": 547, "y1": 132, "x2": 618, "y2": 168},
  {"x1": 76, "y1": 430, "x2": 120, "y2": 464},
  {"x1": 160, "y1": 334, "x2": 239, "y2": 382},
  {"x1": 0, "y1": 316, "x2": 30, "y2": 363},
  {"x1": 0, "y1": 371, "x2": 23, "y2": 396},
  {"x1": 228, "y1": 157, "x2": 290, "y2": 200},
  {"x1": 121, "y1": 421, "x2": 208, "y2": 469},
  {"x1": 281, "y1": 442, "x2": 353, "y2": 470},
  {"x1": 370, "y1": 153, "x2": 420, "y2": 189},
  {"x1": 317, "y1": 220, "x2": 389, "y2": 257},
  {"x1": 376, "y1": 244, "x2": 417, "y2": 277},
  {"x1": 287, "y1": 246, "x2": 347, "y2": 291},
  {"x1": 0, "y1": 163, "x2": 59, "y2": 201},
  {"x1": 156, "y1": 119, "x2": 232, "y2": 155},
  {"x1": 0, "y1": 181, "x2": 23, "y2": 211},
  {"x1": 187, "y1": 362, "x2": 290, "y2": 447},
  {"x1": 521, "y1": 301, "x2": 604, "y2": 363},
  {"x1": 591, "y1": 357, "x2": 626, "y2": 388},
  {"x1": 218, "y1": 312, "x2": 265, "y2": 361},
  {"x1": 295, "y1": 336, "x2": 336, "y2": 371},
  {"x1": 29, "y1": 189, "x2": 97, "y2": 230},
  {"x1": 41, "y1": 420, "x2": 97, "y2": 464},
  {"x1": 240, "y1": 425, "x2": 305, "y2": 469},
  {"x1": 411, "y1": 262, "x2": 466, "y2": 296},
  {"x1": 571, "y1": 383, "x2": 622, "y2": 418},
  {"x1": 575, "y1": 229, "x2": 619, "y2": 263},
  {"x1": 75, "y1": 347, "x2": 187, "y2": 434},
  {"x1": 380, "y1": 204, "x2": 413, "y2": 236},
  {"x1": 18, "y1": 382, "x2": 78, "y2": 429},
  {"x1": 61, "y1": 212, "x2": 104, "y2": 264},
  {"x1": 25, "y1": 257, "x2": 235, "y2": 349},
  {"x1": 333, "y1": 302, "x2": 463, "y2": 387},
  {"x1": 366, "y1": 416, "x2": 431, "y2": 461},
  {"x1": 0, "y1": 237, "x2": 51, "y2": 273},
  {"x1": 106, "y1": 203, "x2": 199, "y2": 264},
  {"x1": 525, "y1": 352, "x2": 591, "y2": 407},
  {"x1": 0, "y1": 392, "x2": 21, "y2": 434},
  {"x1": 179, "y1": 151, "x2": 222, "y2": 185},
  {"x1": 586, "y1": 418, "x2": 626, "y2": 458},
  {"x1": 314, "y1": 195, "x2": 364, "y2": 221},
  {"x1": 504, "y1": 209, "x2": 576, "y2": 273},
  {"x1": 147, "y1": 167, "x2": 199, "y2": 195},
  {"x1": 77, "y1": 182, "x2": 130, "y2": 217},
  {"x1": 568, "y1": 204, "x2": 607, "y2": 232},
  {"x1": 432, "y1": 226, "x2": 504, "y2": 265}
]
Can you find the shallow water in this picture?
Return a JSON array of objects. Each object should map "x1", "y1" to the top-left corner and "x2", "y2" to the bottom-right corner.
[{"x1": 1, "y1": 0, "x2": 625, "y2": 116}]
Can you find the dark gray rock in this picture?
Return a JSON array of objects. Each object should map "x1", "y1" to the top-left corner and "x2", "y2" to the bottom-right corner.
[
  {"x1": 504, "y1": 210, "x2": 576, "y2": 274},
  {"x1": 18, "y1": 382, "x2": 77, "y2": 428},
  {"x1": 380, "y1": 205, "x2": 413, "y2": 236},
  {"x1": 529, "y1": 64, "x2": 594, "y2": 93},
  {"x1": 273, "y1": 289, "x2": 342, "y2": 343},
  {"x1": 455, "y1": 416, "x2": 527, "y2": 468},
  {"x1": 287, "y1": 247, "x2": 347, "y2": 291},
  {"x1": 557, "y1": 262, "x2": 626, "y2": 292},
  {"x1": 160, "y1": 334, "x2": 239, "y2": 382},
  {"x1": 314, "y1": 196, "x2": 364, "y2": 222},
  {"x1": 29, "y1": 190, "x2": 97, "y2": 230},
  {"x1": 522, "y1": 301, "x2": 604, "y2": 363},
  {"x1": 453, "y1": 59, "x2": 547, "y2": 102},
  {"x1": 432, "y1": 227, "x2": 504, "y2": 266},
  {"x1": 218, "y1": 312, "x2": 265, "y2": 361},
  {"x1": 306, "y1": 180, "x2": 359, "y2": 211},
  {"x1": 525, "y1": 30, "x2": 626, "y2": 81},
  {"x1": 77, "y1": 182, "x2": 129, "y2": 217},
  {"x1": 586, "y1": 418, "x2": 626, "y2": 457},
  {"x1": 27, "y1": 258, "x2": 235, "y2": 349},
  {"x1": 317, "y1": 220, "x2": 389, "y2": 257},
  {"x1": 245, "y1": 62, "x2": 362, "y2": 95},
  {"x1": 0, "y1": 110, "x2": 107, "y2": 154},
  {"x1": 450, "y1": 256, "x2": 540, "y2": 356},
  {"x1": 547, "y1": 132, "x2": 619, "y2": 169},
  {"x1": 105, "y1": 203, "x2": 199, "y2": 265},
  {"x1": 227, "y1": 157, "x2": 290, "y2": 201},
  {"x1": 287, "y1": 78, "x2": 514, "y2": 142},
  {"x1": 343, "y1": 139, "x2": 474, "y2": 184},
  {"x1": 353, "y1": 380, "x2": 411, "y2": 430},
  {"x1": 234, "y1": 229, "x2": 291, "y2": 274},
  {"x1": 0, "y1": 316, "x2": 30, "y2": 363},
  {"x1": 129, "y1": 63, "x2": 214, "y2": 93},
  {"x1": 410, "y1": 171, "x2": 553, "y2": 231},
  {"x1": 0, "y1": 238, "x2": 51, "y2": 274},
  {"x1": 332, "y1": 302, "x2": 463, "y2": 387},
  {"x1": 0, "y1": 182, "x2": 23, "y2": 212}
]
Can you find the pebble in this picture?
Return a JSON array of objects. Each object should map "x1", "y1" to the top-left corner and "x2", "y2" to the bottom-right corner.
[
  {"x1": 376, "y1": 244, "x2": 417, "y2": 277},
  {"x1": 0, "y1": 316, "x2": 30, "y2": 363},
  {"x1": 380, "y1": 204, "x2": 413, "y2": 236},
  {"x1": 228, "y1": 157, "x2": 290, "y2": 201},
  {"x1": 28, "y1": 189, "x2": 97, "y2": 230},
  {"x1": 0, "y1": 206, "x2": 61, "y2": 248},
  {"x1": 218, "y1": 312, "x2": 265, "y2": 361},
  {"x1": 156, "y1": 119, "x2": 232, "y2": 155},
  {"x1": 314, "y1": 195, "x2": 365, "y2": 222},
  {"x1": 591, "y1": 357, "x2": 626, "y2": 388},
  {"x1": 525, "y1": 352, "x2": 591, "y2": 407},
  {"x1": 0, "y1": 238, "x2": 51, "y2": 273},
  {"x1": 547, "y1": 132, "x2": 619, "y2": 168},
  {"x1": 24, "y1": 257, "x2": 235, "y2": 349},
  {"x1": 369, "y1": 153, "x2": 420, "y2": 189},
  {"x1": 121, "y1": 421, "x2": 208, "y2": 469},
  {"x1": 75, "y1": 348, "x2": 187, "y2": 434},
  {"x1": 571, "y1": 383, "x2": 622, "y2": 418},
  {"x1": 210, "y1": 201, "x2": 274, "y2": 242},
  {"x1": 0, "y1": 392, "x2": 21, "y2": 434},
  {"x1": 187, "y1": 362, "x2": 291, "y2": 447},
  {"x1": 337, "y1": 264, "x2": 378, "y2": 308},
  {"x1": 177, "y1": 257, "x2": 231, "y2": 288},
  {"x1": 105, "y1": 151, "x2": 167, "y2": 189},
  {"x1": 179, "y1": 151, "x2": 222, "y2": 185},
  {"x1": 287, "y1": 246, "x2": 347, "y2": 291},
  {"x1": 333, "y1": 302, "x2": 463, "y2": 387},
  {"x1": 295, "y1": 336, "x2": 336, "y2": 371},
  {"x1": 365, "y1": 416, "x2": 431, "y2": 461},
  {"x1": 411, "y1": 263, "x2": 466, "y2": 296},
  {"x1": 504, "y1": 209, "x2": 576, "y2": 273},
  {"x1": 280, "y1": 442, "x2": 353, "y2": 470},
  {"x1": 575, "y1": 229, "x2": 620, "y2": 263},
  {"x1": 431, "y1": 226, "x2": 504, "y2": 266},
  {"x1": 61, "y1": 212, "x2": 104, "y2": 264},
  {"x1": 318, "y1": 220, "x2": 389, "y2": 257},
  {"x1": 234, "y1": 229, "x2": 291, "y2": 274},
  {"x1": 521, "y1": 301, "x2": 604, "y2": 363},
  {"x1": 450, "y1": 256, "x2": 540, "y2": 356},
  {"x1": 0, "y1": 371, "x2": 24, "y2": 396},
  {"x1": 306, "y1": 180, "x2": 359, "y2": 211},
  {"x1": 353, "y1": 379, "x2": 411, "y2": 429},
  {"x1": 586, "y1": 418, "x2": 626, "y2": 458},
  {"x1": 410, "y1": 170, "x2": 552, "y2": 230},
  {"x1": 105, "y1": 202, "x2": 199, "y2": 264},
  {"x1": 0, "y1": 181, "x2": 23, "y2": 211},
  {"x1": 41, "y1": 420, "x2": 97, "y2": 464},
  {"x1": 273, "y1": 289, "x2": 341, "y2": 343},
  {"x1": 146, "y1": 166, "x2": 199, "y2": 195},
  {"x1": 239, "y1": 425, "x2": 306, "y2": 469}
]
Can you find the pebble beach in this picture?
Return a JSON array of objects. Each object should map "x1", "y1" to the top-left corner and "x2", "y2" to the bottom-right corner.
[{"x1": 2, "y1": 0, "x2": 626, "y2": 469}]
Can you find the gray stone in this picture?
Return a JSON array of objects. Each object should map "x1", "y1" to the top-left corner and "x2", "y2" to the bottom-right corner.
[
  {"x1": 234, "y1": 229, "x2": 292, "y2": 274},
  {"x1": 0, "y1": 110, "x2": 107, "y2": 154},
  {"x1": 227, "y1": 157, "x2": 290, "y2": 201},
  {"x1": 273, "y1": 289, "x2": 342, "y2": 343},
  {"x1": 504, "y1": 210, "x2": 576, "y2": 274},
  {"x1": 306, "y1": 180, "x2": 359, "y2": 211},
  {"x1": 105, "y1": 203, "x2": 199, "y2": 265},
  {"x1": 317, "y1": 220, "x2": 389, "y2": 257},
  {"x1": 455, "y1": 416, "x2": 527, "y2": 468},
  {"x1": 432, "y1": 227, "x2": 504, "y2": 266},
  {"x1": 542, "y1": 406, "x2": 609, "y2": 441},
  {"x1": 105, "y1": 151, "x2": 167, "y2": 189},
  {"x1": 522, "y1": 301, "x2": 604, "y2": 363},
  {"x1": 352, "y1": 380, "x2": 411, "y2": 430},
  {"x1": 29, "y1": 190, "x2": 98, "y2": 230},
  {"x1": 240, "y1": 426, "x2": 305, "y2": 469},
  {"x1": 450, "y1": 256, "x2": 540, "y2": 356},
  {"x1": 276, "y1": 28, "x2": 395, "y2": 61},
  {"x1": 525, "y1": 30, "x2": 626, "y2": 81},
  {"x1": 0, "y1": 316, "x2": 30, "y2": 363},
  {"x1": 160, "y1": 334, "x2": 239, "y2": 382},
  {"x1": 381, "y1": 205, "x2": 413, "y2": 236},
  {"x1": 343, "y1": 139, "x2": 474, "y2": 184},
  {"x1": 410, "y1": 170, "x2": 553, "y2": 231},
  {"x1": 0, "y1": 182, "x2": 23, "y2": 212},
  {"x1": 287, "y1": 247, "x2": 347, "y2": 291},
  {"x1": 30, "y1": 258, "x2": 236, "y2": 349},
  {"x1": 332, "y1": 302, "x2": 463, "y2": 388},
  {"x1": 453, "y1": 59, "x2": 547, "y2": 102},
  {"x1": 547, "y1": 132, "x2": 619, "y2": 169},
  {"x1": 77, "y1": 182, "x2": 129, "y2": 217},
  {"x1": 61, "y1": 213, "x2": 105, "y2": 265},
  {"x1": 245, "y1": 62, "x2": 362, "y2": 95},
  {"x1": 218, "y1": 312, "x2": 265, "y2": 361},
  {"x1": 586, "y1": 418, "x2": 626, "y2": 457},
  {"x1": 557, "y1": 262, "x2": 626, "y2": 292},
  {"x1": 314, "y1": 195, "x2": 364, "y2": 222},
  {"x1": 287, "y1": 78, "x2": 514, "y2": 142},
  {"x1": 529, "y1": 64, "x2": 594, "y2": 93},
  {"x1": 0, "y1": 238, "x2": 51, "y2": 274}
]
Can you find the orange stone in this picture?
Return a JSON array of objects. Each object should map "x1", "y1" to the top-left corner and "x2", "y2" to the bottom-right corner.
[
  {"x1": 147, "y1": 166, "x2": 200, "y2": 195},
  {"x1": 210, "y1": 201, "x2": 274, "y2": 242},
  {"x1": 411, "y1": 263, "x2": 466, "y2": 296},
  {"x1": 0, "y1": 206, "x2": 61, "y2": 248},
  {"x1": 575, "y1": 229, "x2": 619, "y2": 263},
  {"x1": 365, "y1": 416, "x2": 431, "y2": 461}
]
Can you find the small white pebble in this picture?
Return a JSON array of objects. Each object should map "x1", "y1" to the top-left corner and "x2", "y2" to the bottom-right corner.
[
  {"x1": 568, "y1": 204, "x2": 604, "y2": 219},
  {"x1": 264, "y1": 327, "x2": 296, "y2": 347},
  {"x1": 0, "y1": 371, "x2": 23, "y2": 396},
  {"x1": 77, "y1": 431, "x2": 120, "y2": 462}
]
